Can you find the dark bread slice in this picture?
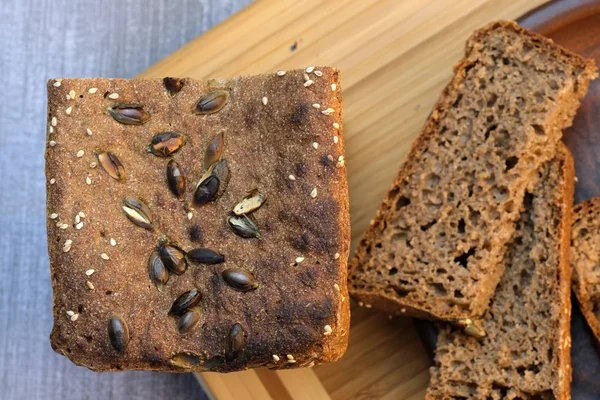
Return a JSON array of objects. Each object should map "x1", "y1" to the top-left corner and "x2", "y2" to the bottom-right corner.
[
  {"x1": 46, "y1": 68, "x2": 350, "y2": 372},
  {"x1": 349, "y1": 21, "x2": 597, "y2": 321},
  {"x1": 426, "y1": 143, "x2": 575, "y2": 400},
  {"x1": 571, "y1": 196, "x2": 600, "y2": 342}
]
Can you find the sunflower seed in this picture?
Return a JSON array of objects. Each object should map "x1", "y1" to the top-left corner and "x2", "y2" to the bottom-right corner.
[
  {"x1": 97, "y1": 151, "x2": 126, "y2": 182},
  {"x1": 169, "y1": 352, "x2": 200, "y2": 369},
  {"x1": 228, "y1": 214, "x2": 260, "y2": 238},
  {"x1": 169, "y1": 288, "x2": 201, "y2": 316},
  {"x1": 455, "y1": 318, "x2": 486, "y2": 339},
  {"x1": 187, "y1": 248, "x2": 225, "y2": 265},
  {"x1": 166, "y1": 159, "x2": 186, "y2": 198},
  {"x1": 211, "y1": 159, "x2": 230, "y2": 199},
  {"x1": 108, "y1": 315, "x2": 129, "y2": 352},
  {"x1": 163, "y1": 77, "x2": 184, "y2": 97},
  {"x1": 193, "y1": 90, "x2": 229, "y2": 115},
  {"x1": 233, "y1": 189, "x2": 266, "y2": 215},
  {"x1": 194, "y1": 174, "x2": 219, "y2": 205},
  {"x1": 158, "y1": 243, "x2": 187, "y2": 275},
  {"x1": 177, "y1": 310, "x2": 201, "y2": 334},
  {"x1": 148, "y1": 251, "x2": 169, "y2": 290},
  {"x1": 108, "y1": 104, "x2": 150, "y2": 125},
  {"x1": 222, "y1": 268, "x2": 258, "y2": 292},
  {"x1": 203, "y1": 131, "x2": 224, "y2": 170},
  {"x1": 148, "y1": 132, "x2": 185, "y2": 157},
  {"x1": 226, "y1": 323, "x2": 245, "y2": 361},
  {"x1": 122, "y1": 197, "x2": 153, "y2": 230}
]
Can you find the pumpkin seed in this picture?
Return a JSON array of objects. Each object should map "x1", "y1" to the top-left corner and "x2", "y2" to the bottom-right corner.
[
  {"x1": 148, "y1": 251, "x2": 169, "y2": 290},
  {"x1": 455, "y1": 318, "x2": 486, "y2": 339},
  {"x1": 194, "y1": 90, "x2": 229, "y2": 115},
  {"x1": 177, "y1": 310, "x2": 201, "y2": 334},
  {"x1": 97, "y1": 151, "x2": 126, "y2": 182},
  {"x1": 166, "y1": 159, "x2": 186, "y2": 198},
  {"x1": 226, "y1": 323, "x2": 245, "y2": 361},
  {"x1": 204, "y1": 131, "x2": 224, "y2": 170},
  {"x1": 194, "y1": 174, "x2": 219, "y2": 205},
  {"x1": 108, "y1": 104, "x2": 150, "y2": 125},
  {"x1": 158, "y1": 243, "x2": 187, "y2": 275},
  {"x1": 170, "y1": 352, "x2": 200, "y2": 368},
  {"x1": 148, "y1": 132, "x2": 185, "y2": 157},
  {"x1": 228, "y1": 214, "x2": 260, "y2": 238},
  {"x1": 108, "y1": 315, "x2": 129, "y2": 352},
  {"x1": 163, "y1": 77, "x2": 184, "y2": 98},
  {"x1": 212, "y1": 159, "x2": 230, "y2": 199},
  {"x1": 202, "y1": 356, "x2": 226, "y2": 371},
  {"x1": 169, "y1": 288, "x2": 201, "y2": 316},
  {"x1": 233, "y1": 189, "x2": 266, "y2": 215},
  {"x1": 122, "y1": 197, "x2": 153, "y2": 230},
  {"x1": 222, "y1": 268, "x2": 259, "y2": 292},
  {"x1": 187, "y1": 248, "x2": 225, "y2": 265}
]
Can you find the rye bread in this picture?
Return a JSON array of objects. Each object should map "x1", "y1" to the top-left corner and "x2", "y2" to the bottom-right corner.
[
  {"x1": 46, "y1": 69, "x2": 350, "y2": 372},
  {"x1": 349, "y1": 21, "x2": 597, "y2": 321},
  {"x1": 427, "y1": 144, "x2": 575, "y2": 400},
  {"x1": 571, "y1": 196, "x2": 600, "y2": 343}
]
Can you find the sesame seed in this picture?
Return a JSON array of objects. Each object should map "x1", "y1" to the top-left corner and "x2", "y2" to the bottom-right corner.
[
  {"x1": 101, "y1": 253, "x2": 109, "y2": 260},
  {"x1": 314, "y1": 70, "x2": 323, "y2": 77},
  {"x1": 333, "y1": 122, "x2": 340, "y2": 129},
  {"x1": 276, "y1": 70, "x2": 286, "y2": 76},
  {"x1": 86, "y1": 281, "x2": 95, "y2": 290},
  {"x1": 272, "y1": 355, "x2": 280, "y2": 362},
  {"x1": 575, "y1": 176, "x2": 579, "y2": 182},
  {"x1": 108, "y1": 93, "x2": 119, "y2": 99},
  {"x1": 77, "y1": 150, "x2": 84, "y2": 158},
  {"x1": 59, "y1": 223, "x2": 69, "y2": 230},
  {"x1": 312, "y1": 142, "x2": 319, "y2": 149},
  {"x1": 333, "y1": 136, "x2": 339, "y2": 144},
  {"x1": 75, "y1": 215, "x2": 81, "y2": 224},
  {"x1": 65, "y1": 94, "x2": 71, "y2": 101},
  {"x1": 324, "y1": 325, "x2": 333, "y2": 335},
  {"x1": 51, "y1": 117, "x2": 57, "y2": 126},
  {"x1": 49, "y1": 126, "x2": 54, "y2": 134},
  {"x1": 311, "y1": 188, "x2": 317, "y2": 198},
  {"x1": 358, "y1": 302, "x2": 364, "y2": 307},
  {"x1": 53, "y1": 81, "x2": 61, "y2": 87},
  {"x1": 55, "y1": 221, "x2": 62, "y2": 227},
  {"x1": 50, "y1": 213, "x2": 58, "y2": 219},
  {"x1": 70, "y1": 313, "x2": 79, "y2": 322},
  {"x1": 262, "y1": 96, "x2": 268, "y2": 105},
  {"x1": 65, "y1": 106, "x2": 72, "y2": 115},
  {"x1": 400, "y1": 308, "x2": 406, "y2": 313},
  {"x1": 86, "y1": 176, "x2": 91, "y2": 185},
  {"x1": 303, "y1": 73, "x2": 310, "y2": 81},
  {"x1": 321, "y1": 108, "x2": 335, "y2": 115},
  {"x1": 327, "y1": 154, "x2": 334, "y2": 162},
  {"x1": 110, "y1": 238, "x2": 116, "y2": 246},
  {"x1": 62, "y1": 242, "x2": 72, "y2": 252},
  {"x1": 295, "y1": 257, "x2": 305, "y2": 263},
  {"x1": 304, "y1": 80, "x2": 314, "y2": 87},
  {"x1": 365, "y1": 304, "x2": 372, "y2": 308},
  {"x1": 85, "y1": 269, "x2": 95, "y2": 276},
  {"x1": 388, "y1": 315, "x2": 393, "y2": 320},
  {"x1": 286, "y1": 354, "x2": 294, "y2": 360},
  {"x1": 338, "y1": 155, "x2": 345, "y2": 162},
  {"x1": 76, "y1": 222, "x2": 84, "y2": 230},
  {"x1": 66, "y1": 310, "x2": 75, "y2": 317},
  {"x1": 89, "y1": 162, "x2": 97, "y2": 168},
  {"x1": 334, "y1": 283, "x2": 340, "y2": 291},
  {"x1": 305, "y1": 66, "x2": 315, "y2": 73},
  {"x1": 331, "y1": 83, "x2": 337, "y2": 91},
  {"x1": 64, "y1": 239, "x2": 72, "y2": 246},
  {"x1": 49, "y1": 140, "x2": 56, "y2": 147},
  {"x1": 288, "y1": 174, "x2": 296, "y2": 181},
  {"x1": 69, "y1": 90, "x2": 76, "y2": 99},
  {"x1": 187, "y1": 212, "x2": 193, "y2": 220},
  {"x1": 49, "y1": 178, "x2": 56, "y2": 185},
  {"x1": 86, "y1": 128, "x2": 92, "y2": 136},
  {"x1": 334, "y1": 252, "x2": 340, "y2": 260},
  {"x1": 306, "y1": 361, "x2": 315, "y2": 368},
  {"x1": 88, "y1": 87, "x2": 98, "y2": 94},
  {"x1": 312, "y1": 103, "x2": 321, "y2": 109}
]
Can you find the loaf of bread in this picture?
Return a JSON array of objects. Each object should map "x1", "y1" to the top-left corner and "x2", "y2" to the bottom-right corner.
[
  {"x1": 427, "y1": 144, "x2": 574, "y2": 399},
  {"x1": 46, "y1": 68, "x2": 350, "y2": 372},
  {"x1": 571, "y1": 196, "x2": 600, "y2": 343},
  {"x1": 349, "y1": 21, "x2": 597, "y2": 322}
]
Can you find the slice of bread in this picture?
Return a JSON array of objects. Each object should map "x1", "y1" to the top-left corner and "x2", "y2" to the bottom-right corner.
[
  {"x1": 571, "y1": 197, "x2": 600, "y2": 342},
  {"x1": 349, "y1": 21, "x2": 597, "y2": 321},
  {"x1": 427, "y1": 144, "x2": 574, "y2": 400}
]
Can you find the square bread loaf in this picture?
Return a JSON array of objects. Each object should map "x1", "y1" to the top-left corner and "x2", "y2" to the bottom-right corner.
[
  {"x1": 46, "y1": 68, "x2": 350, "y2": 372},
  {"x1": 571, "y1": 196, "x2": 600, "y2": 343},
  {"x1": 349, "y1": 21, "x2": 597, "y2": 322},
  {"x1": 427, "y1": 144, "x2": 574, "y2": 399}
]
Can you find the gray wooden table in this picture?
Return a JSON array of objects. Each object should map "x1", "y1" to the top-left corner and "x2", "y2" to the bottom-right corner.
[{"x1": 0, "y1": 1, "x2": 252, "y2": 398}]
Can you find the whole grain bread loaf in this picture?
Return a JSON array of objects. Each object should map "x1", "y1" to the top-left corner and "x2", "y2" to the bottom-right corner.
[
  {"x1": 349, "y1": 21, "x2": 597, "y2": 322},
  {"x1": 427, "y1": 144, "x2": 574, "y2": 400},
  {"x1": 571, "y1": 196, "x2": 600, "y2": 343},
  {"x1": 46, "y1": 68, "x2": 350, "y2": 372}
]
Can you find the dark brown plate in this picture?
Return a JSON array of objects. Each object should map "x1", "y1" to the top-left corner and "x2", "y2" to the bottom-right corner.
[{"x1": 418, "y1": 1, "x2": 600, "y2": 398}]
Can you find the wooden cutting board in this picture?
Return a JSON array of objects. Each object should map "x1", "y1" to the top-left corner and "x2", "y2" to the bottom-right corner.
[{"x1": 138, "y1": 0, "x2": 600, "y2": 398}]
